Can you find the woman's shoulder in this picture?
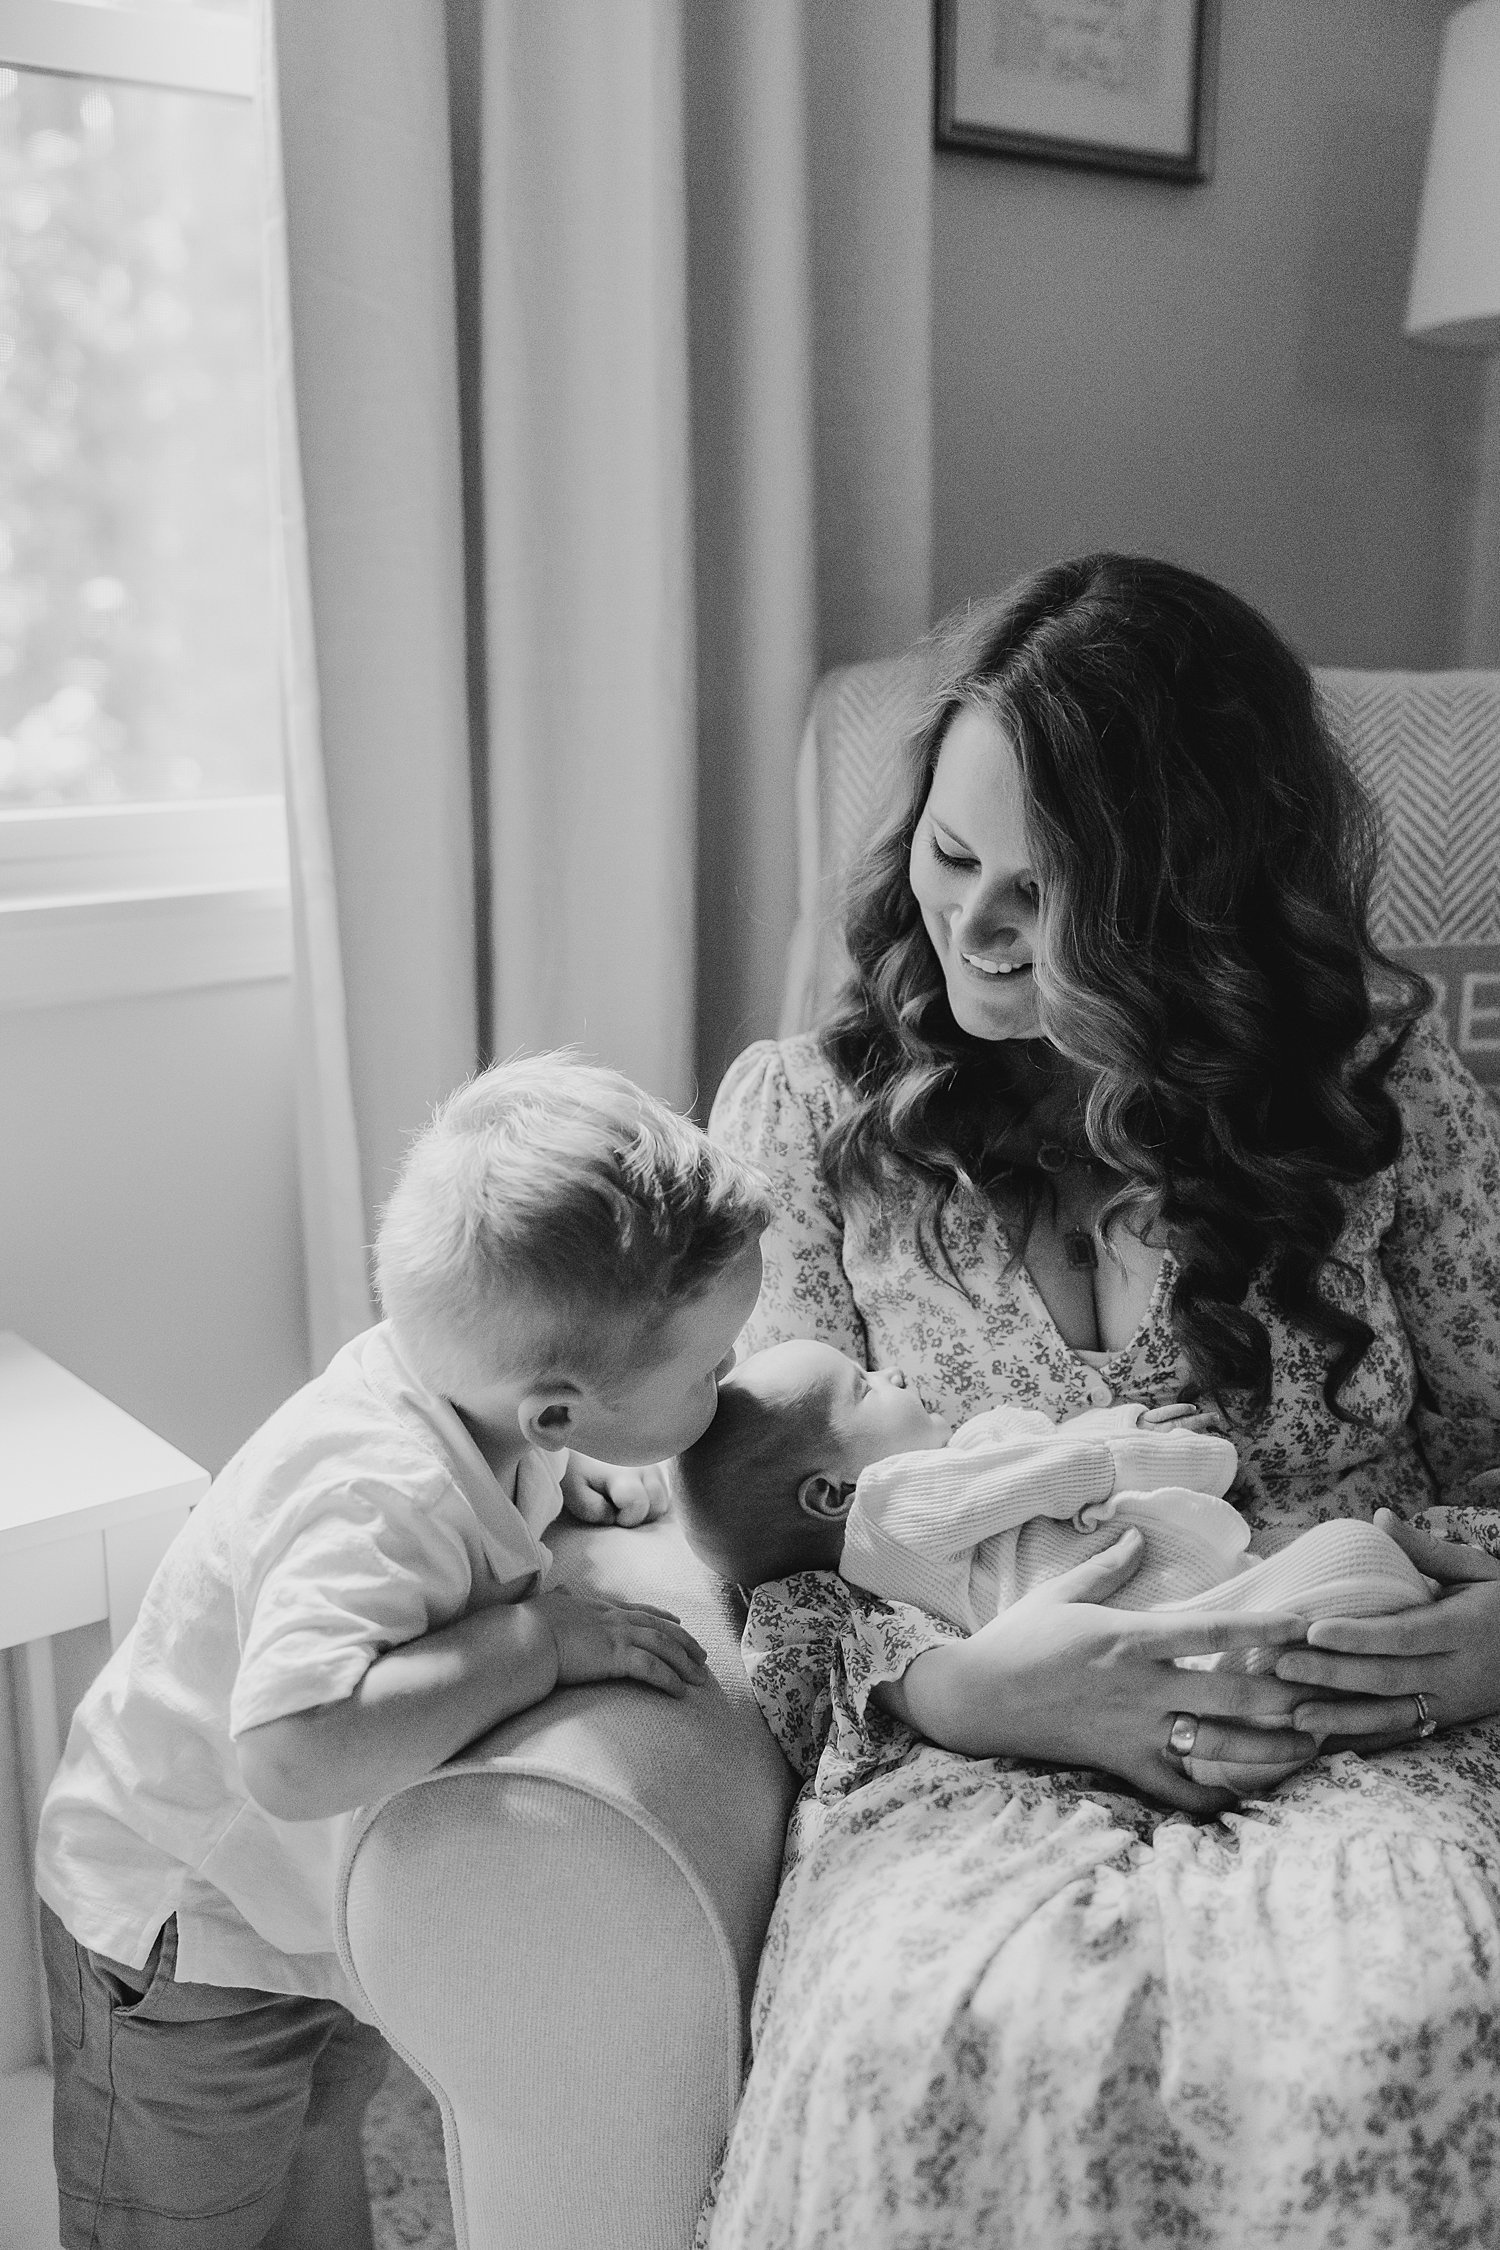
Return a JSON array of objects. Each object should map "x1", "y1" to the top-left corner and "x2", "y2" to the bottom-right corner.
[
  {"x1": 1368, "y1": 1004, "x2": 1498, "y2": 1147},
  {"x1": 1340, "y1": 1002, "x2": 1499, "y2": 1254},
  {"x1": 709, "y1": 1034, "x2": 846, "y2": 1153}
]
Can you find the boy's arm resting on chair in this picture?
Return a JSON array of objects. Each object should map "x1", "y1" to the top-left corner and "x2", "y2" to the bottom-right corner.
[{"x1": 236, "y1": 1580, "x2": 703, "y2": 1822}]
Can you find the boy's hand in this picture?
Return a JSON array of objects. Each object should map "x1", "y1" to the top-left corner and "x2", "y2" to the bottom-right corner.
[
  {"x1": 532, "y1": 1587, "x2": 707, "y2": 1696},
  {"x1": 560, "y1": 1454, "x2": 673, "y2": 1527}
]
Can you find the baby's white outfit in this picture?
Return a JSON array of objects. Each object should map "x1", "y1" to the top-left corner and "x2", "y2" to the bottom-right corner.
[
  {"x1": 839, "y1": 1402, "x2": 1433, "y2": 1662},
  {"x1": 35, "y1": 1321, "x2": 566, "y2": 2012}
]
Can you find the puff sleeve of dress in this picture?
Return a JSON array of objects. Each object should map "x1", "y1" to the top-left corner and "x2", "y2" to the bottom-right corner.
[
  {"x1": 743, "y1": 1569, "x2": 963, "y2": 1801},
  {"x1": 1379, "y1": 1015, "x2": 1500, "y2": 1505},
  {"x1": 710, "y1": 1037, "x2": 868, "y2": 1365}
]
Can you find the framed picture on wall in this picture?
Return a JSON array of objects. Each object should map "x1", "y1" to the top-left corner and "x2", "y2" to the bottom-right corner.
[{"x1": 934, "y1": 0, "x2": 1218, "y2": 185}]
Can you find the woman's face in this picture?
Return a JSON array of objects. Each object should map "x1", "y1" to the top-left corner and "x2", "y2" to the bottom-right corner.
[{"x1": 909, "y1": 705, "x2": 1045, "y2": 1043}]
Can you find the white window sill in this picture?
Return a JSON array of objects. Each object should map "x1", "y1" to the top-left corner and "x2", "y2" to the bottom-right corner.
[
  {"x1": 0, "y1": 796, "x2": 292, "y2": 1010},
  {"x1": 0, "y1": 883, "x2": 291, "y2": 1011},
  {"x1": 0, "y1": 1, "x2": 255, "y2": 99}
]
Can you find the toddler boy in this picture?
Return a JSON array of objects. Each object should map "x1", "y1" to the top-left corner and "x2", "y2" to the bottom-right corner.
[
  {"x1": 36, "y1": 1052, "x2": 769, "y2": 2250},
  {"x1": 673, "y1": 1340, "x2": 1434, "y2": 1664}
]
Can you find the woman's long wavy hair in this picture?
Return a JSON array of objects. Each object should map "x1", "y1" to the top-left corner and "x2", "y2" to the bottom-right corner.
[{"x1": 820, "y1": 554, "x2": 1429, "y2": 1423}]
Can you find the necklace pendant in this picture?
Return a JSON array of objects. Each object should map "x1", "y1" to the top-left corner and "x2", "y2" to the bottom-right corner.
[{"x1": 1064, "y1": 1229, "x2": 1098, "y2": 1271}]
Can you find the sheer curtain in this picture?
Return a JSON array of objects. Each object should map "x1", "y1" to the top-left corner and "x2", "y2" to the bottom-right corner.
[
  {"x1": 686, "y1": 0, "x2": 817, "y2": 1104},
  {"x1": 265, "y1": 0, "x2": 930, "y2": 1362},
  {"x1": 460, "y1": 0, "x2": 698, "y2": 1107},
  {"x1": 260, "y1": 0, "x2": 380, "y2": 1367},
  {"x1": 266, "y1": 0, "x2": 479, "y2": 1365}
]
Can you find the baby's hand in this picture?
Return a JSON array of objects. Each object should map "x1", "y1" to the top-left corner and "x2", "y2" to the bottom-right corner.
[
  {"x1": 532, "y1": 1588, "x2": 707, "y2": 1697},
  {"x1": 1139, "y1": 1401, "x2": 1230, "y2": 1436},
  {"x1": 561, "y1": 1455, "x2": 672, "y2": 1528}
]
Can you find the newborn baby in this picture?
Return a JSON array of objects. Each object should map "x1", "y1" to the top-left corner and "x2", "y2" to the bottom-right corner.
[{"x1": 673, "y1": 1341, "x2": 1434, "y2": 1670}]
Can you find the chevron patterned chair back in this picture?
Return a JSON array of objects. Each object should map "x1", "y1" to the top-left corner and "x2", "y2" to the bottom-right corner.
[{"x1": 779, "y1": 661, "x2": 1500, "y2": 1118}]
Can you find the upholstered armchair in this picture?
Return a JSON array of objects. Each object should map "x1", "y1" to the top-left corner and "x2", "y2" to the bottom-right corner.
[{"x1": 337, "y1": 666, "x2": 1500, "y2": 2250}]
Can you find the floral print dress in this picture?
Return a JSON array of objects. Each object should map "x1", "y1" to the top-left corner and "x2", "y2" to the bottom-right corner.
[{"x1": 699, "y1": 1015, "x2": 1500, "y2": 2250}]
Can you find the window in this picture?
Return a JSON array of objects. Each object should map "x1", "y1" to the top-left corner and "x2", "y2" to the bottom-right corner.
[{"x1": 0, "y1": 0, "x2": 287, "y2": 1007}]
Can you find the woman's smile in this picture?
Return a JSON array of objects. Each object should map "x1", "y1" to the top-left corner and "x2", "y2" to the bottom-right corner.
[
  {"x1": 909, "y1": 706, "x2": 1046, "y2": 1041},
  {"x1": 947, "y1": 937, "x2": 1041, "y2": 1031},
  {"x1": 959, "y1": 948, "x2": 1031, "y2": 980},
  {"x1": 908, "y1": 706, "x2": 1052, "y2": 1039}
]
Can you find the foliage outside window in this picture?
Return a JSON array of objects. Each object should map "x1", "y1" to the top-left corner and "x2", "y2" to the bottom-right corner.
[{"x1": 0, "y1": 33, "x2": 274, "y2": 812}]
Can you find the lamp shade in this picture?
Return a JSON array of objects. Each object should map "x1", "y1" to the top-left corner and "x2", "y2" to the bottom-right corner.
[{"x1": 1406, "y1": 0, "x2": 1500, "y2": 349}]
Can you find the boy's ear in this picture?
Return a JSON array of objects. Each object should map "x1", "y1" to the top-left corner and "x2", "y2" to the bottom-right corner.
[
  {"x1": 796, "y1": 1473, "x2": 858, "y2": 1523},
  {"x1": 517, "y1": 1387, "x2": 584, "y2": 1453}
]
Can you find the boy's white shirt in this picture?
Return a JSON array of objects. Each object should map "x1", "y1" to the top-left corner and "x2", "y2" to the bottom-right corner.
[
  {"x1": 839, "y1": 1403, "x2": 1245, "y2": 1632},
  {"x1": 34, "y1": 1322, "x2": 566, "y2": 2013}
]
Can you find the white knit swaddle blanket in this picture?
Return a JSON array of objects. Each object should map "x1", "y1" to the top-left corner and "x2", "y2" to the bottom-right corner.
[
  {"x1": 991, "y1": 1497, "x2": 1433, "y2": 1672},
  {"x1": 841, "y1": 1404, "x2": 1436, "y2": 1661},
  {"x1": 1000, "y1": 1485, "x2": 1251, "y2": 1610},
  {"x1": 1156, "y1": 1513, "x2": 1437, "y2": 1673}
]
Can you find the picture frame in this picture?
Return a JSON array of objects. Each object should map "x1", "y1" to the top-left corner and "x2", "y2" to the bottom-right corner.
[{"x1": 933, "y1": 0, "x2": 1218, "y2": 186}]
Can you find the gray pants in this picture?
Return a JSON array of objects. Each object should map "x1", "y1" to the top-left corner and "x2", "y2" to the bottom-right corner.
[{"x1": 41, "y1": 1902, "x2": 389, "y2": 2250}]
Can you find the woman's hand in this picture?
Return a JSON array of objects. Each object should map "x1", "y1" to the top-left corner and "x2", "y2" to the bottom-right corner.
[
  {"x1": 887, "y1": 1529, "x2": 1317, "y2": 1814},
  {"x1": 559, "y1": 1453, "x2": 672, "y2": 1527},
  {"x1": 1274, "y1": 1509, "x2": 1500, "y2": 1746},
  {"x1": 1138, "y1": 1401, "x2": 1231, "y2": 1437}
]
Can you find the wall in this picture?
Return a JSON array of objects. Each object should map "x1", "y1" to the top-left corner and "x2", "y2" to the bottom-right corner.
[
  {"x1": 1465, "y1": 358, "x2": 1500, "y2": 664},
  {"x1": 931, "y1": 0, "x2": 1485, "y2": 667},
  {"x1": 0, "y1": 980, "x2": 308, "y2": 1473}
]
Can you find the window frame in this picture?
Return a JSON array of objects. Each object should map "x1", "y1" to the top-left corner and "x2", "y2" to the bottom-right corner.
[
  {"x1": 0, "y1": 796, "x2": 290, "y2": 1007},
  {"x1": 0, "y1": 1, "x2": 254, "y2": 101},
  {"x1": 0, "y1": 0, "x2": 286, "y2": 1009}
]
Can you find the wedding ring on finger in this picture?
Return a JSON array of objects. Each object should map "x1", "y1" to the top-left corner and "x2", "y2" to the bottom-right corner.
[
  {"x1": 1412, "y1": 1691, "x2": 1438, "y2": 1739},
  {"x1": 1168, "y1": 1713, "x2": 1200, "y2": 1759}
]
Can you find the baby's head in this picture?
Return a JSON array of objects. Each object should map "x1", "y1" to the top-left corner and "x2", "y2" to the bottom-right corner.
[
  {"x1": 673, "y1": 1340, "x2": 946, "y2": 1587},
  {"x1": 375, "y1": 1051, "x2": 771, "y2": 1461}
]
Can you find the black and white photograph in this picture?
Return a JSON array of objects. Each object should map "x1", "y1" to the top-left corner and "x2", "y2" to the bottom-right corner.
[{"x1": 1, "y1": 4, "x2": 1499, "y2": 2248}]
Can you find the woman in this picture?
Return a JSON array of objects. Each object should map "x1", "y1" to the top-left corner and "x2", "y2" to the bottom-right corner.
[{"x1": 703, "y1": 556, "x2": 1500, "y2": 2248}]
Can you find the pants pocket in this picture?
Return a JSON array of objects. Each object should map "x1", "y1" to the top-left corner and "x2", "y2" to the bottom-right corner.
[
  {"x1": 38, "y1": 1900, "x2": 85, "y2": 2050},
  {"x1": 99, "y1": 1918, "x2": 173, "y2": 2020}
]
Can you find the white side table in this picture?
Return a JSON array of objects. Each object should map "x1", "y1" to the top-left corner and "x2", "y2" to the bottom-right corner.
[
  {"x1": 0, "y1": 1334, "x2": 210, "y2": 2209},
  {"x1": 0, "y1": 1329, "x2": 209, "y2": 1792},
  {"x1": 0, "y1": 1323, "x2": 211, "y2": 2097}
]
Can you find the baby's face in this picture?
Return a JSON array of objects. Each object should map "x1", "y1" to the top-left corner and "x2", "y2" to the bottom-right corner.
[{"x1": 746, "y1": 1340, "x2": 948, "y2": 1481}]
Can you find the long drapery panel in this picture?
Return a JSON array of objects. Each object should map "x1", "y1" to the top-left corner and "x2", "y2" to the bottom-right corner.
[
  {"x1": 271, "y1": 0, "x2": 476, "y2": 1334},
  {"x1": 468, "y1": 0, "x2": 699, "y2": 1109}
]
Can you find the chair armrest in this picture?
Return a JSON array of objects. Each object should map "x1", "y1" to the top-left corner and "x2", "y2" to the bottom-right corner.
[{"x1": 337, "y1": 1516, "x2": 799, "y2": 2250}]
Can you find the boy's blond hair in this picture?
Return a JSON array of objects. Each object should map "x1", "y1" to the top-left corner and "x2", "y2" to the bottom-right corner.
[{"x1": 375, "y1": 1052, "x2": 770, "y2": 1395}]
